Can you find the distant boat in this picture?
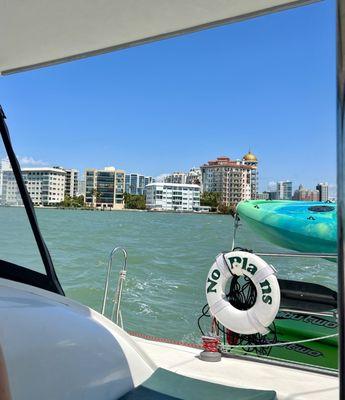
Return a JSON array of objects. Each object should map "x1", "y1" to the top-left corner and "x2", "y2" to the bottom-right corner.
[{"x1": 236, "y1": 200, "x2": 337, "y2": 255}]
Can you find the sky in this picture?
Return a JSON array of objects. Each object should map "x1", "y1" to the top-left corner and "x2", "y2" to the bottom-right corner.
[{"x1": 0, "y1": 0, "x2": 336, "y2": 192}]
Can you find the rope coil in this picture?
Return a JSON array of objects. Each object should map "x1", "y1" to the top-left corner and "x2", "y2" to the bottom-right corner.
[{"x1": 202, "y1": 336, "x2": 220, "y2": 352}]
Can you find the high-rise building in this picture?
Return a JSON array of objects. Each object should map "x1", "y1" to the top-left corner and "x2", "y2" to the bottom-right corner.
[
  {"x1": 267, "y1": 182, "x2": 277, "y2": 200},
  {"x1": 277, "y1": 181, "x2": 292, "y2": 200},
  {"x1": 77, "y1": 179, "x2": 85, "y2": 197},
  {"x1": 0, "y1": 158, "x2": 11, "y2": 204},
  {"x1": 146, "y1": 183, "x2": 200, "y2": 211},
  {"x1": 144, "y1": 176, "x2": 154, "y2": 187},
  {"x1": 25, "y1": 168, "x2": 66, "y2": 206},
  {"x1": 64, "y1": 169, "x2": 78, "y2": 197},
  {"x1": 2, "y1": 167, "x2": 66, "y2": 206},
  {"x1": 125, "y1": 173, "x2": 148, "y2": 195},
  {"x1": 201, "y1": 156, "x2": 255, "y2": 206},
  {"x1": 257, "y1": 192, "x2": 270, "y2": 200},
  {"x1": 186, "y1": 167, "x2": 202, "y2": 186},
  {"x1": 54, "y1": 167, "x2": 79, "y2": 198},
  {"x1": 242, "y1": 151, "x2": 258, "y2": 199},
  {"x1": 1, "y1": 170, "x2": 21, "y2": 206},
  {"x1": 164, "y1": 172, "x2": 187, "y2": 185},
  {"x1": 316, "y1": 183, "x2": 329, "y2": 202},
  {"x1": 85, "y1": 167, "x2": 125, "y2": 210},
  {"x1": 293, "y1": 184, "x2": 319, "y2": 201}
]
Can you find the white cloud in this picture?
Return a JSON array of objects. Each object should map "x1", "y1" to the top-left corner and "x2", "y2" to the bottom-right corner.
[
  {"x1": 155, "y1": 173, "x2": 169, "y2": 182},
  {"x1": 19, "y1": 156, "x2": 49, "y2": 166}
]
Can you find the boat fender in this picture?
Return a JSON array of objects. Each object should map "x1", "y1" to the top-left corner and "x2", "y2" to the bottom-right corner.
[{"x1": 206, "y1": 251, "x2": 280, "y2": 335}]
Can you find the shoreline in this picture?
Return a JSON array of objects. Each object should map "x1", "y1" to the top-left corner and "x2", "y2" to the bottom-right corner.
[{"x1": 0, "y1": 204, "x2": 227, "y2": 215}]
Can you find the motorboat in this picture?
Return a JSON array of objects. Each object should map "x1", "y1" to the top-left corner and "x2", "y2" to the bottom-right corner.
[{"x1": 0, "y1": 1, "x2": 343, "y2": 399}]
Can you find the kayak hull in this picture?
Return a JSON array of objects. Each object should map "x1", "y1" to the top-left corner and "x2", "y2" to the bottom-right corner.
[{"x1": 236, "y1": 200, "x2": 337, "y2": 254}]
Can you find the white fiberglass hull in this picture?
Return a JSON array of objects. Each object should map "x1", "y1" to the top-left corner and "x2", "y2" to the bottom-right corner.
[{"x1": 0, "y1": 278, "x2": 338, "y2": 399}]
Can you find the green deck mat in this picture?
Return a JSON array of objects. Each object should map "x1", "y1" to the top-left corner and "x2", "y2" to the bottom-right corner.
[{"x1": 120, "y1": 368, "x2": 277, "y2": 400}]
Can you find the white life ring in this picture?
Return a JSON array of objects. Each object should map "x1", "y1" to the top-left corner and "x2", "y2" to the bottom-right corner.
[{"x1": 206, "y1": 251, "x2": 280, "y2": 335}]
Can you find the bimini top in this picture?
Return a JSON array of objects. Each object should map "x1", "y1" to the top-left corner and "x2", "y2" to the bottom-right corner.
[{"x1": 0, "y1": 0, "x2": 316, "y2": 75}]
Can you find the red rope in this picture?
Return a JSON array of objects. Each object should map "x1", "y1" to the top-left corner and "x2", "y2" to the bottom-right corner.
[{"x1": 202, "y1": 336, "x2": 220, "y2": 352}]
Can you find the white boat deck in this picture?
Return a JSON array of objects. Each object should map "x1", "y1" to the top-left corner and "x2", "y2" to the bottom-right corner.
[{"x1": 133, "y1": 336, "x2": 339, "y2": 400}]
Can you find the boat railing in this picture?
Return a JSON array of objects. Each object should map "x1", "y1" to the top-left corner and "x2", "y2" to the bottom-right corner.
[
  {"x1": 256, "y1": 252, "x2": 337, "y2": 259},
  {"x1": 101, "y1": 246, "x2": 128, "y2": 328},
  {"x1": 255, "y1": 252, "x2": 338, "y2": 318}
]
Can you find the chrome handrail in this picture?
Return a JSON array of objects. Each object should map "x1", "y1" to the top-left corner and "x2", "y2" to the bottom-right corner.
[
  {"x1": 256, "y1": 252, "x2": 337, "y2": 259},
  {"x1": 279, "y1": 308, "x2": 337, "y2": 319},
  {"x1": 101, "y1": 247, "x2": 128, "y2": 328}
]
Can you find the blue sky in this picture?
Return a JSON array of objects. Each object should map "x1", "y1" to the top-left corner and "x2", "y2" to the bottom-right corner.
[{"x1": 0, "y1": 0, "x2": 336, "y2": 192}]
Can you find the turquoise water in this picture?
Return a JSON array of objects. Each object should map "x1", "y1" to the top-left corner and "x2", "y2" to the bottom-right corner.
[{"x1": 0, "y1": 207, "x2": 337, "y2": 342}]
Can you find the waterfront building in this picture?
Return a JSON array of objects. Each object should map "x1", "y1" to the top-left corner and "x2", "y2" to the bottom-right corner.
[
  {"x1": 316, "y1": 183, "x2": 329, "y2": 202},
  {"x1": 277, "y1": 181, "x2": 292, "y2": 200},
  {"x1": 293, "y1": 184, "x2": 319, "y2": 201},
  {"x1": 64, "y1": 169, "x2": 78, "y2": 197},
  {"x1": 186, "y1": 167, "x2": 202, "y2": 187},
  {"x1": 1, "y1": 170, "x2": 22, "y2": 206},
  {"x1": 85, "y1": 167, "x2": 125, "y2": 210},
  {"x1": 242, "y1": 151, "x2": 258, "y2": 199},
  {"x1": 25, "y1": 168, "x2": 66, "y2": 206},
  {"x1": 125, "y1": 173, "x2": 149, "y2": 195},
  {"x1": 257, "y1": 192, "x2": 270, "y2": 200},
  {"x1": 54, "y1": 166, "x2": 79, "y2": 198},
  {"x1": 146, "y1": 182, "x2": 200, "y2": 211},
  {"x1": 125, "y1": 174, "x2": 130, "y2": 193},
  {"x1": 164, "y1": 172, "x2": 187, "y2": 185},
  {"x1": 267, "y1": 182, "x2": 277, "y2": 199},
  {"x1": 2, "y1": 167, "x2": 66, "y2": 206},
  {"x1": 77, "y1": 179, "x2": 85, "y2": 197},
  {"x1": 0, "y1": 158, "x2": 11, "y2": 204},
  {"x1": 144, "y1": 176, "x2": 154, "y2": 187},
  {"x1": 200, "y1": 156, "x2": 255, "y2": 206}
]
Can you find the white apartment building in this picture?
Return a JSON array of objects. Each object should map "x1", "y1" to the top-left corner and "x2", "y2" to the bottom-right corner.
[
  {"x1": 1, "y1": 170, "x2": 22, "y2": 206},
  {"x1": 146, "y1": 182, "x2": 200, "y2": 211},
  {"x1": 164, "y1": 172, "x2": 187, "y2": 185},
  {"x1": 0, "y1": 158, "x2": 11, "y2": 204},
  {"x1": 64, "y1": 169, "x2": 78, "y2": 197},
  {"x1": 2, "y1": 167, "x2": 66, "y2": 206},
  {"x1": 186, "y1": 167, "x2": 202, "y2": 186},
  {"x1": 54, "y1": 167, "x2": 79, "y2": 197},
  {"x1": 24, "y1": 168, "x2": 66, "y2": 206},
  {"x1": 277, "y1": 181, "x2": 293, "y2": 200}
]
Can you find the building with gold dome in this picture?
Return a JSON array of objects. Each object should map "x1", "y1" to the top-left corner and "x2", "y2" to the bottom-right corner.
[
  {"x1": 200, "y1": 152, "x2": 259, "y2": 206},
  {"x1": 243, "y1": 151, "x2": 258, "y2": 162},
  {"x1": 242, "y1": 151, "x2": 258, "y2": 200}
]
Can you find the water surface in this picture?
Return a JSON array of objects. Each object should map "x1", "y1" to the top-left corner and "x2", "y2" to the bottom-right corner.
[{"x1": 0, "y1": 207, "x2": 336, "y2": 342}]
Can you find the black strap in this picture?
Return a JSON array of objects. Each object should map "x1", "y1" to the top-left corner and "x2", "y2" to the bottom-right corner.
[{"x1": 0, "y1": 105, "x2": 64, "y2": 295}]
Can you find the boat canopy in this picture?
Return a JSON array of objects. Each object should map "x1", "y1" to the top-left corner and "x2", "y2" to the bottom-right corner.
[{"x1": 0, "y1": 0, "x2": 317, "y2": 75}]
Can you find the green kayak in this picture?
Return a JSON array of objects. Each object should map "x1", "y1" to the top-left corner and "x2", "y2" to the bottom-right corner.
[
  {"x1": 236, "y1": 200, "x2": 337, "y2": 254},
  {"x1": 221, "y1": 311, "x2": 338, "y2": 370}
]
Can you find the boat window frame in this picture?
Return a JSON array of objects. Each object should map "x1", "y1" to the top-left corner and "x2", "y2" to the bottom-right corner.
[{"x1": 0, "y1": 106, "x2": 64, "y2": 295}]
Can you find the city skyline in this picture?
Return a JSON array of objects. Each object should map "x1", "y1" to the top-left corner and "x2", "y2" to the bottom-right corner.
[
  {"x1": 0, "y1": 152, "x2": 336, "y2": 196},
  {"x1": 0, "y1": 0, "x2": 335, "y2": 192}
]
